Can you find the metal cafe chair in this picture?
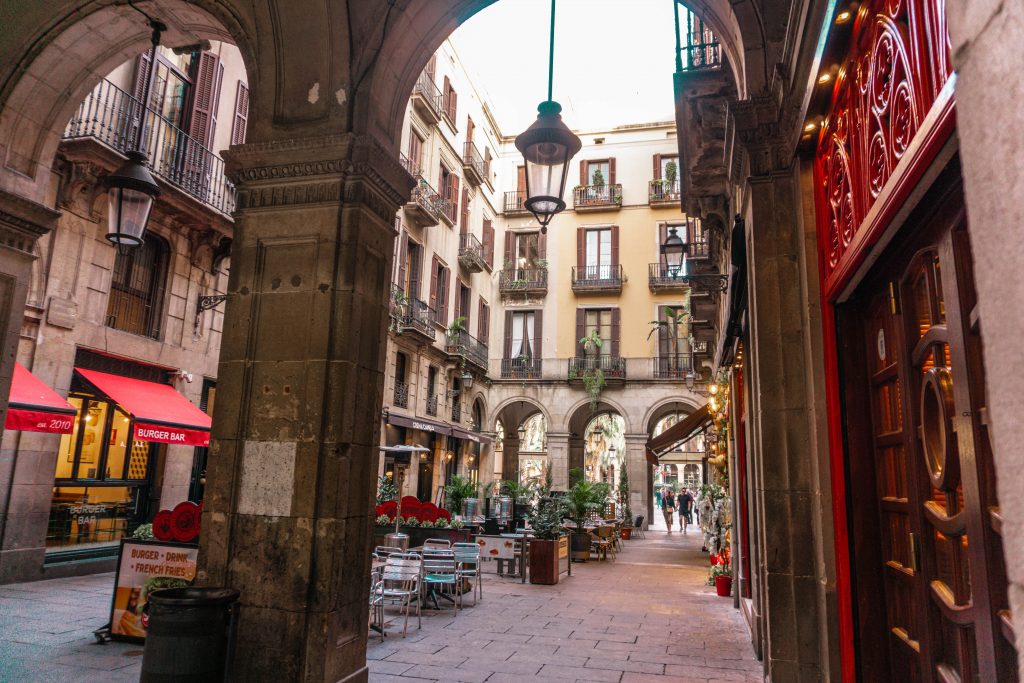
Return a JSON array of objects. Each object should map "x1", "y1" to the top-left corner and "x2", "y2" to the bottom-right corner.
[
  {"x1": 421, "y1": 549, "x2": 461, "y2": 613},
  {"x1": 374, "y1": 545, "x2": 404, "y2": 561},
  {"x1": 422, "y1": 538, "x2": 452, "y2": 551},
  {"x1": 633, "y1": 515, "x2": 646, "y2": 539},
  {"x1": 368, "y1": 567, "x2": 385, "y2": 641},
  {"x1": 376, "y1": 552, "x2": 422, "y2": 637},
  {"x1": 452, "y1": 542, "x2": 482, "y2": 605}
]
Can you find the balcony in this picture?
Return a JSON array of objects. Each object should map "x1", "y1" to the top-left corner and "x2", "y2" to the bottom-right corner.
[
  {"x1": 691, "y1": 340, "x2": 709, "y2": 354},
  {"x1": 404, "y1": 177, "x2": 443, "y2": 228},
  {"x1": 63, "y1": 78, "x2": 235, "y2": 216},
  {"x1": 457, "y1": 233, "x2": 487, "y2": 273},
  {"x1": 393, "y1": 381, "x2": 409, "y2": 409},
  {"x1": 680, "y1": 17, "x2": 723, "y2": 72},
  {"x1": 451, "y1": 402, "x2": 462, "y2": 424},
  {"x1": 571, "y1": 264, "x2": 623, "y2": 294},
  {"x1": 411, "y1": 71, "x2": 443, "y2": 124},
  {"x1": 396, "y1": 297, "x2": 436, "y2": 344},
  {"x1": 503, "y1": 191, "x2": 530, "y2": 215},
  {"x1": 568, "y1": 355, "x2": 626, "y2": 381},
  {"x1": 501, "y1": 357, "x2": 543, "y2": 380},
  {"x1": 399, "y1": 152, "x2": 421, "y2": 178},
  {"x1": 499, "y1": 268, "x2": 548, "y2": 297},
  {"x1": 686, "y1": 238, "x2": 711, "y2": 260},
  {"x1": 438, "y1": 190, "x2": 457, "y2": 226},
  {"x1": 425, "y1": 394, "x2": 438, "y2": 417},
  {"x1": 444, "y1": 329, "x2": 489, "y2": 372},
  {"x1": 462, "y1": 141, "x2": 485, "y2": 187},
  {"x1": 648, "y1": 263, "x2": 688, "y2": 291},
  {"x1": 649, "y1": 179, "x2": 681, "y2": 207},
  {"x1": 573, "y1": 184, "x2": 622, "y2": 212},
  {"x1": 652, "y1": 354, "x2": 693, "y2": 379}
]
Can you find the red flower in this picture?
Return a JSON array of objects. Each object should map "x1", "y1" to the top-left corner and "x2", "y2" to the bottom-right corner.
[
  {"x1": 170, "y1": 501, "x2": 200, "y2": 543},
  {"x1": 438, "y1": 509, "x2": 451, "y2": 521},
  {"x1": 152, "y1": 510, "x2": 174, "y2": 541}
]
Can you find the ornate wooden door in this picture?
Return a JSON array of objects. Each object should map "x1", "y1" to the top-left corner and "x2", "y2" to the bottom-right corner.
[{"x1": 855, "y1": 185, "x2": 1017, "y2": 681}]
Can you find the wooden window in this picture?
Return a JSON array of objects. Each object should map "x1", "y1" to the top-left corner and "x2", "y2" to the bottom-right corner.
[
  {"x1": 188, "y1": 51, "x2": 222, "y2": 148},
  {"x1": 458, "y1": 283, "x2": 471, "y2": 329},
  {"x1": 505, "y1": 310, "x2": 540, "y2": 360},
  {"x1": 442, "y1": 76, "x2": 458, "y2": 123},
  {"x1": 439, "y1": 164, "x2": 459, "y2": 223},
  {"x1": 430, "y1": 258, "x2": 449, "y2": 325},
  {"x1": 482, "y1": 218, "x2": 494, "y2": 268},
  {"x1": 407, "y1": 128, "x2": 423, "y2": 174},
  {"x1": 576, "y1": 226, "x2": 619, "y2": 278},
  {"x1": 134, "y1": 48, "x2": 196, "y2": 130},
  {"x1": 576, "y1": 308, "x2": 620, "y2": 357},
  {"x1": 478, "y1": 298, "x2": 490, "y2": 344},
  {"x1": 231, "y1": 81, "x2": 249, "y2": 145},
  {"x1": 580, "y1": 158, "x2": 617, "y2": 186},
  {"x1": 460, "y1": 188, "x2": 470, "y2": 234},
  {"x1": 105, "y1": 234, "x2": 170, "y2": 339}
]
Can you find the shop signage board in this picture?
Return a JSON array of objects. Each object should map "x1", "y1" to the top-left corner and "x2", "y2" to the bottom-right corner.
[
  {"x1": 557, "y1": 535, "x2": 570, "y2": 576},
  {"x1": 109, "y1": 539, "x2": 198, "y2": 641}
]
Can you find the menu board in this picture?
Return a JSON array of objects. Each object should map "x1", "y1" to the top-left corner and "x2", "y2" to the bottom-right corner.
[{"x1": 109, "y1": 539, "x2": 198, "y2": 641}]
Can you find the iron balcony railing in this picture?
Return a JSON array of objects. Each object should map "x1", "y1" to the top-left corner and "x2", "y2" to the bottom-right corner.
[
  {"x1": 571, "y1": 264, "x2": 623, "y2": 290},
  {"x1": 439, "y1": 189, "x2": 457, "y2": 225},
  {"x1": 458, "y1": 232, "x2": 486, "y2": 270},
  {"x1": 445, "y1": 329, "x2": 489, "y2": 369},
  {"x1": 411, "y1": 70, "x2": 443, "y2": 120},
  {"x1": 501, "y1": 357, "x2": 543, "y2": 379},
  {"x1": 499, "y1": 268, "x2": 548, "y2": 293},
  {"x1": 63, "y1": 78, "x2": 235, "y2": 216},
  {"x1": 462, "y1": 141, "x2": 485, "y2": 184},
  {"x1": 652, "y1": 354, "x2": 693, "y2": 379},
  {"x1": 399, "y1": 152, "x2": 421, "y2": 177},
  {"x1": 409, "y1": 176, "x2": 444, "y2": 223},
  {"x1": 691, "y1": 340, "x2": 709, "y2": 354},
  {"x1": 649, "y1": 179, "x2": 681, "y2": 204},
  {"x1": 573, "y1": 183, "x2": 622, "y2": 210},
  {"x1": 649, "y1": 262, "x2": 686, "y2": 287},
  {"x1": 393, "y1": 381, "x2": 409, "y2": 409},
  {"x1": 451, "y1": 402, "x2": 462, "y2": 423},
  {"x1": 425, "y1": 394, "x2": 438, "y2": 416},
  {"x1": 687, "y1": 239, "x2": 710, "y2": 258},
  {"x1": 504, "y1": 190, "x2": 529, "y2": 213},
  {"x1": 568, "y1": 355, "x2": 626, "y2": 380},
  {"x1": 399, "y1": 297, "x2": 436, "y2": 340},
  {"x1": 680, "y1": 16, "x2": 722, "y2": 71}
]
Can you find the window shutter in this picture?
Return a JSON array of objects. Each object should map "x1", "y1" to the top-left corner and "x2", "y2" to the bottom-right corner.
[
  {"x1": 407, "y1": 129, "x2": 421, "y2": 170},
  {"x1": 208, "y1": 62, "x2": 224, "y2": 148},
  {"x1": 429, "y1": 255, "x2": 439, "y2": 313},
  {"x1": 659, "y1": 222, "x2": 668, "y2": 265},
  {"x1": 450, "y1": 88, "x2": 458, "y2": 122},
  {"x1": 611, "y1": 308, "x2": 621, "y2": 358},
  {"x1": 517, "y1": 165, "x2": 526, "y2": 193},
  {"x1": 409, "y1": 243, "x2": 421, "y2": 298},
  {"x1": 482, "y1": 219, "x2": 494, "y2": 268},
  {"x1": 443, "y1": 75, "x2": 451, "y2": 111},
  {"x1": 188, "y1": 51, "x2": 220, "y2": 148},
  {"x1": 580, "y1": 160, "x2": 588, "y2": 185},
  {"x1": 533, "y1": 312, "x2": 543, "y2": 361},
  {"x1": 609, "y1": 157, "x2": 617, "y2": 186},
  {"x1": 653, "y1": 154, "x2": 662, "y2": 179},
  {"x1": 132, "y1": 53, "x2": 154, "y2": 102},
  {"x1": 426, "y1": 55, "x2": 437, "y2": 81},
  {"x1": 658, "y1": 305, "x2": 669, "y2": 357},
  {"x1": 453, "y1": 282, "x2": 461, "y2": 319},
  {"x1": 576, "y1": 227, "x2": 585, "y2": 270},
  {"x1": 396, "y1": 231, "x2": 408, "y2": 289},
  {"x1": 611, "y1": 225, "x2": 620, "y2": 266},
  {"x1": 504, "y1": 311, "x2": 514, "y2": 358},
  {"x1": 503, "y1": 229, "x2": 515, "y2": 268},
  {"x1": 450, "y1": 175, "x2": 460, "y2": 221},
  {"x1": 441, "y1": 267, "x2": 450, "y2": 324},
  {"x1": 576, "y1": 308, "x2": 586, "y2": 356},
  {"x1": 484, "y1": 147, "x2": 492, "y2": 176},
  {"x1": 460, "y1": 188, "x2": 470, "y2": 234},
  {"x1": 231, "y1": 82, "x2": 250, "y2": 145},
  {"x1": 478, "y1": 299, "x2": 488, "y2": 343},
  {"x1": 466, "y1": 116, "x2": 474, "y2": 142}
]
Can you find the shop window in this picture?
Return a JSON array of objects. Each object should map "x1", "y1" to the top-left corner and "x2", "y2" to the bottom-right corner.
[
  {"x1": 106, "y1": 233, "x2": 170, "y2": 339},
  {"x1": 47, "y1": 393, "x2": 158, "y2": 553}
]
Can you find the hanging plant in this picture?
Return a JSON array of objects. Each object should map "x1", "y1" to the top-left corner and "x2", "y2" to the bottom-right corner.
[{"x1": 582, "y1": 368, "x2": 606, "y2": 411}]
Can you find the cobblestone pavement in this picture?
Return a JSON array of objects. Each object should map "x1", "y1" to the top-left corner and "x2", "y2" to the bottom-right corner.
[
  {"x1": 367, "y1": 528, "x2": 762, "y2": 683},
  {"x1": 0, "y1": 528, "x2": 759, "y2": 682}
]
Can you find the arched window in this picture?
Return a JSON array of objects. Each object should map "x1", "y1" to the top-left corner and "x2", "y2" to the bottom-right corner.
[{"x1": 105, "y1": 235, "x2": 170, "y2": 339}]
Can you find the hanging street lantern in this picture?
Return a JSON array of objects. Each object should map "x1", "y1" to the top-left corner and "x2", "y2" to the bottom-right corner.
[
  {"x1": 517, "y1": 423, "x2": 527, "y2": 442},
  {"x1": 513, "y1": 0, "x2": 581, "y2": 234},
  {"x1": 461, "y1": 371, "x2": 474, "y2": 389},
  {"x1": 104, "y1": 15, "x2": 165, "y2": 247},
  {"x1": 661, "y1": 226, "x2": 686, "y2": 276}
]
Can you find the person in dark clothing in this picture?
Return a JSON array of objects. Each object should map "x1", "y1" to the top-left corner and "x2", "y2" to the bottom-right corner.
[
  {"x1": 660, "y1": 488, "x2": 675, "y2": 532},
  {"x1": 677, "y1": 489, "x2": 694, "y2": 533}
]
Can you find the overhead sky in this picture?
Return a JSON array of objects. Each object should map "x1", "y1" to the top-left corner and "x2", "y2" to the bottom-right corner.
[{"x1": 450, "y1": 0, "x2": 682, "y2": 135}]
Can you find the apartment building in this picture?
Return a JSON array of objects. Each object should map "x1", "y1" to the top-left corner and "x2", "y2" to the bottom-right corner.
[
  {"x1": 382, "y1": 42, "x2": 712, "y2": 518},
  {"x1": 0, "y1": 42, "x2": 246, "y2": 582}
]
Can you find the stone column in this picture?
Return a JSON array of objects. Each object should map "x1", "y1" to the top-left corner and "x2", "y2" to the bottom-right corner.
[
  {"x1": 947, "y1": 3, "x2": 1024, "y2": 670},
  {"x1": 546, "y1": 431, "x2": 569, "y2": 490},
  {"x1": 0, "y1": 190, "x2": 59, "y2": 583},
  {"x1": 623, "y1": 434, "x2": 650, "y2": 527},
  {"x1": 500, "y1": 434, "x2": 519, "y2": 482},
  {"x1": 733, "y1": 107, "x2": 837, "y2": 681},
  {"x1": 568, "y1": 435, "x2": 585, "y2": 477},
  {"x1": 196, "y1": 134, "x2": 411, "y2": 683}
]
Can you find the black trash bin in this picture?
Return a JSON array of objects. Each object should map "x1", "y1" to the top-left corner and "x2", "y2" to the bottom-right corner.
[{"x1": 140, "y1": 587, "x2": 239, "y2": 683}]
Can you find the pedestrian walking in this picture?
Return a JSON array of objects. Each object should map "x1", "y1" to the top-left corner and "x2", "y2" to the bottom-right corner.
[
  {"x1": 661, "y1": 488, "x2": 675, "y2": 532},
  {"x1": 677, "y1": 488, "x2": 694, "y2": 533}
]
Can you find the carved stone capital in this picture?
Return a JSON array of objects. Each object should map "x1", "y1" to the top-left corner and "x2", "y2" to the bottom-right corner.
[
  {"x1": 56, "y1": 157, "x2": 106, "y2": 218},
  {"x1": 344, "y1": 135, "x2": 416, "y2": 227},
  {"x1": 0, "y1": 188, "x2": 60, "y2": 255},
  {"x1": 731, "y1": 97, "x2": 793, "y2": 177}
]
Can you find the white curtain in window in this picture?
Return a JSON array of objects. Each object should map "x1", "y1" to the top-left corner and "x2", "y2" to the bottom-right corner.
[{"x1": 511, "y1": 313, "x2": 525, "y2": 358}]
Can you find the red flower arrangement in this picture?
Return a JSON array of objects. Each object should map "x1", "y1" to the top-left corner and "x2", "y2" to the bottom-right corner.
[
  {"x1": 170, "y1": 501, "x2": 200, "y2": 543},
  {"x1": 152, "y1": 510, "x2": 174, "y2": 541}
]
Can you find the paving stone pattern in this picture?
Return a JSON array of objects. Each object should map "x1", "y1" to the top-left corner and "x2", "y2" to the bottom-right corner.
[
  {"x1": 368, "y1": 529, "x2": 761, "y2": 683},
  {"x1": 0, "y1": 529, "x2": 759, "y2": 682}
]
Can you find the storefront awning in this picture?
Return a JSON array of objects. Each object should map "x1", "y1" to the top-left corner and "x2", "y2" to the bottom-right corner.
[
  {"x1": 75, "y1": 368, "x2": 211, "y2": 446},
  {"x1": 5, "y1": 362, "x2": 76, "y2": 434},
  {"x1": 450, "y1": 426, "x2": 492, "y2": 444},
  {"x1": 385, "y1": 411, "x2": 451, "y2": 435},
  {"x1": 646, "y1": 404, "x2": 711, "y2": 460}
]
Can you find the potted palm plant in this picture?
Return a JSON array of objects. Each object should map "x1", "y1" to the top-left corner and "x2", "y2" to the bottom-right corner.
[
  {"x1": 528, "y1": 495, "x2": 565, "y2": 584},
  {"x1": 564, "y1": 468, "x2": 610, "y2": 562},
  {"x1": 443, "y1": 475, "x2": 477, "y2": 519}
]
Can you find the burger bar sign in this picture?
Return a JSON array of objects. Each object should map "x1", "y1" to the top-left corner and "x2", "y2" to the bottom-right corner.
[{"x1": 132, "y1": 422, "x2": 210, "y2": 447}]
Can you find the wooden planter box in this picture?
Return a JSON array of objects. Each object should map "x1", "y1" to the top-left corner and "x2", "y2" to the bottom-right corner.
[
  {"x1": 569, "y1": 531, "x2": 591, "y2": 562},
  {"x1": 373, "y1": 526, "x2": 471, "y2": 549},
  {"x1": 529, "y1": 538, "x2": 560, "y2": 584}
]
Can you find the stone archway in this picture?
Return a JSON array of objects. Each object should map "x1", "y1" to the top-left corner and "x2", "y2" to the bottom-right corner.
[{"x1": 492, "y1": 397, "x2": 547, "y2": 484}]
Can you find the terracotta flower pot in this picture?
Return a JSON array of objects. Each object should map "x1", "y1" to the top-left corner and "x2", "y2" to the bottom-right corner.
[
  {"x1": 715, "y1": 574, "x2": 732, "y2": 597},
  {"x1": 620, "y1": 527, "x2": 632, "y2": 540}
]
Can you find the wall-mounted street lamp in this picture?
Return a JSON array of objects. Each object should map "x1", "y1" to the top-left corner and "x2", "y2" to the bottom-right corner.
[
  {"x1": 104, "y1": 7, "x2": 165, "y2": 247},
  {"x1": 514, "y1": 0, "x2": 581, "y2": 233},
  {"x1": 660, "y1": 226, "x2": 728, "y2": 292}
]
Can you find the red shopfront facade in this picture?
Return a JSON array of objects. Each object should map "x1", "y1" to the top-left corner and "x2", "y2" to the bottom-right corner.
[{"x1": 814, "y1": 1, "x2": 1017, "y2": 680}]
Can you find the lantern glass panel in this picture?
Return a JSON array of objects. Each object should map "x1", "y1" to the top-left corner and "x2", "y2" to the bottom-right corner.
[{"x1": 107, "y1": 187, "x2": 154, "y2": 246}]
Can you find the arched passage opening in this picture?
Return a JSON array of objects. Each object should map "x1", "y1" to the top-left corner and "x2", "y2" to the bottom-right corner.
[{"x1": 492, "y1": 398, "x2": 547, "y2": 485}]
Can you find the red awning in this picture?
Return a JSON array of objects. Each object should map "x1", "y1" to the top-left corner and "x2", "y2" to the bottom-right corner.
[
  {"x1": 5, "y1": 362, "x2": 76, "y2": 434},
  {"x1": 75, "y1": 368, "x2": 211, "y2": 446}
]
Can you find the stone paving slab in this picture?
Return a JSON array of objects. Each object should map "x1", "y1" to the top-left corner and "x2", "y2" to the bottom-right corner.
[{"x1": 0, "y1": 528, "x2": 761, "y2": 682}]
